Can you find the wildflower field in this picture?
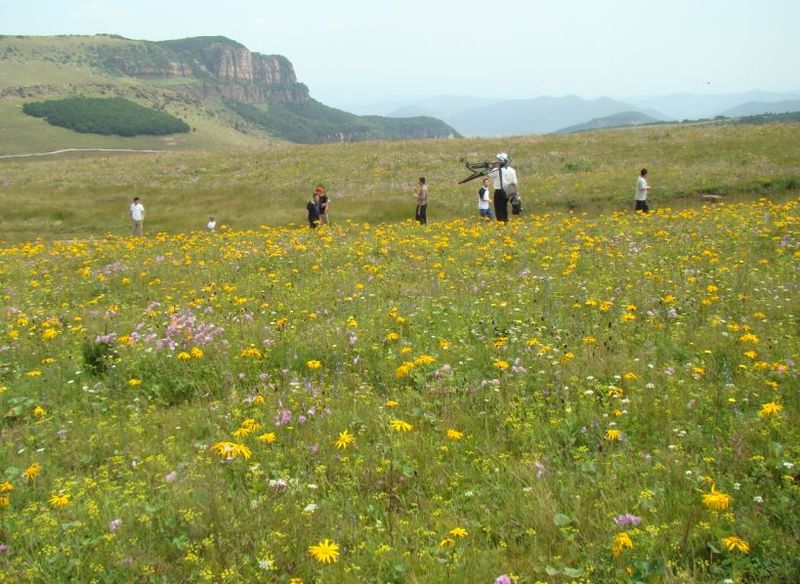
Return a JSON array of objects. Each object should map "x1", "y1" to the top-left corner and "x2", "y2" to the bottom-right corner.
[
  {"x1": 0, "y1": 195, "x2": 798, "y2": 583},
  {"x1": 0, "y1": 122, "x2": 799, "y2": 582}
]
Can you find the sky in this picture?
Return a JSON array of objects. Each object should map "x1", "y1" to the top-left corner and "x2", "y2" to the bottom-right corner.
[{"x1": 2, "y1": 0, "x2": 800, "y2": 110}]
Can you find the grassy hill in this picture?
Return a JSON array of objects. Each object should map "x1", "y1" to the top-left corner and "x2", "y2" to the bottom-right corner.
[
  {"x1": 556, "y1": 111, "x2": 662, "y2": 134},
  {"x1": 0, "y1": 34, "x2": 458, "y2": 153},
  {"x1": 0, "y1": 121, "x2": 798, "y2": 242}
]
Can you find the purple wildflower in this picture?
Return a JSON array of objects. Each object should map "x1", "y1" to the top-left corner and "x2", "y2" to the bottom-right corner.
[{"x1": 614, "y1": 513, "x2": 641, "y2": 527}]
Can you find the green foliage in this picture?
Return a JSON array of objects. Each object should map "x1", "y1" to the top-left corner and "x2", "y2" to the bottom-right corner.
[
  {"x1": 81, "y1": 337, "x2": 117, "y2": 375},
  {"x1": 23, "y1": 97, "x2": 191, "y2": 137},
  {"x1": 227, "y1": 98, "x2": 459, "y2": 143},
  {"x1": 736, "y1": 111, "x2": 800, "y2": 125}
]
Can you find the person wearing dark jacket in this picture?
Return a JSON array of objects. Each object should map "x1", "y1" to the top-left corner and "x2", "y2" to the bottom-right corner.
[{"x1": 307, "y1": 192, "x2": 320, "y2": 229}]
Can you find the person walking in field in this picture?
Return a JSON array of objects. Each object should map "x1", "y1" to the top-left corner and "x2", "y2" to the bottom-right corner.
[
  {"x1": 478, "y1": 177, "x2": 495, "y2": 219},
  {"x1": 635, "y1": 168, "x2": 651, "y2": 212},
  {"x1": 414, "y1": 177, "x2": 428, "y2": 225},
  {"x1": 130, "y1": 197, "x2": 145, "y2": 237},
  {"x1": 489, "y1": 153, "x2": 518, "y2": 223},
  {"x1": 307, "y1": 191, "x2": 321, "y2": 229}
]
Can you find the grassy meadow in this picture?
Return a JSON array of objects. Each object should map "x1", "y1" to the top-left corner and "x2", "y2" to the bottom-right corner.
[
  {"x1": 0, "y1": 123, "x2": 798, "y2": 583},
  {"x1": 1, "y1": 122, "x2": 799, "y2": 242}
]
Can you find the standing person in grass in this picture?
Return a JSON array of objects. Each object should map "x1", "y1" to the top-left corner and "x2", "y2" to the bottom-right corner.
[
  {"x1": 316, "y1": 186, "x2": 330, "y2": 225},
  {"x1": 307, "y1": 191, "x2": 321, "y2": 229},
  {"x1": 414, "y1": 177, "x2": 428, "y2": 225},
  {"x1": 130, "y1": 197, "x2": 145, "y2": 237},
  {"x1": 635, "y1": 168, "x2": 651, "y2": 212},
  {"x1": 478, "y1": 177, "x2": 495, "y2": 219},
  {"x1": 489, "y1": 153, "x2": 517, "y2": 223}
]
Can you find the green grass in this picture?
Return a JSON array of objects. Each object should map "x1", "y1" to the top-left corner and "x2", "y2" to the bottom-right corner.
[
  {"x1": 0, "y1": 122, "x2": 798, "y2": 242},
  {"x1": 0, "y1": 195, "x2": 797, "y2": 582}
]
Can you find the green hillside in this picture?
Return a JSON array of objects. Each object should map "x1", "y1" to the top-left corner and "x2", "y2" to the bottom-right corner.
[
  {"x1": 227, "y1": 98, "x2": 457, "y2": 144},
  {"x1": 0, "y1": 34, "x2": 458, "y2": 152},
  {"x1": 0, "y1": 122, "x2": 798, "y2": 242},
  {"x1": 556, "y1": 111, "x2": 661, "y2": 134}
]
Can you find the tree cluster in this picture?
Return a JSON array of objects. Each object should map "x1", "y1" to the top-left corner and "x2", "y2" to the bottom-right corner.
[{"x1": 23, "y1": 97, "x2": 190, "y2": 137}]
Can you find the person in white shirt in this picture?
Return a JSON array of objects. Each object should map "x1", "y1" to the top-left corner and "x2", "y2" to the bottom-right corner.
[
  {"x1": 635, "y1": 168, "x2": 651, "y2": 213},
  {"x1": 207, "y1": 217, "x2": 217, "y2": 231},
  {"x1": 130, "y1": 197, "x2": 145, "y2": 236},
  {"x1": 489, "y1": 153, "x2": 518, "y2": 223},
  {"x1": 478, "y1": 177, "x2": 494, "y2": 219}
]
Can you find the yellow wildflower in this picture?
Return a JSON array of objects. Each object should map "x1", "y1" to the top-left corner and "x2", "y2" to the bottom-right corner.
[
  {"x1": 335, "y1": 430, "x2": 356, "y2": 449},
  {"x1": 49, "y1": 492, "x2": 70, "y2": 508},
  {"x1": 758, "y1": 402, "x2": 783, "y2": 418},
  {"x1": 23, "y1": 462, "x2": 41, "y2": 481},
  {"x1": 390, "y1": 419, "x2": 413, "y2": 432},
  {"x1": 446, "y1": 429, "x2": 464, "y2": 441},
  {"x1": 257, "y1": 432, "x2": 277, "y2": 444},
  {"x1": 702, "y1": 484, "x2": 732, "y2": 511},
  {"x1": 240, "y1": 347, "x2": 262, "y2": 358},
  {"x1": 210, "y1": 442, "x2": 252, "y2": 461},
  {"x1": 722, "y1": 535, "x2": 750, "y2": 554},
  {"x1": 308, "y1": 539, "x2": 340, "y2": 564},
  {"x1": 612, "y1": 532, "x2": 633, "y2": 557}
]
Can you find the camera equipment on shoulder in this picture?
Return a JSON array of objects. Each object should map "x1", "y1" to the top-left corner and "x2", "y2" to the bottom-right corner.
[{"x1": 458, "y1": 155, "x2": 511, "y2": 184}]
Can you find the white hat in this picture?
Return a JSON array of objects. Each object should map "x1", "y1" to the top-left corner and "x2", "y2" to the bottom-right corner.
[{"x1": 496, "y1": 152, "x2": 509, "y2": 162}]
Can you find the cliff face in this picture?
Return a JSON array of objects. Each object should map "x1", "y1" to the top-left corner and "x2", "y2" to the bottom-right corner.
[{"x1": 103, "y1": 37, "x2": 309, "y2": 103}]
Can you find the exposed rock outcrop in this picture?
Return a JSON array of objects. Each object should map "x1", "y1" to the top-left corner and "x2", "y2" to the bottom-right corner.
[{"x1": 100, "y1": 37, "x2": 309, "y2": 104}]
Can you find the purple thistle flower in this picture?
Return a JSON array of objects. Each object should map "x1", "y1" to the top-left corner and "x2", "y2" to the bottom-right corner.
[{"x1": 614, "y1": 513, "x2": 641, "y2": 527}]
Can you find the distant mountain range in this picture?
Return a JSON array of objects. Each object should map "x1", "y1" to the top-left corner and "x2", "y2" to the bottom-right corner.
[{"x1": 345, "y1": 90, "x2": 800, "y2": 136}]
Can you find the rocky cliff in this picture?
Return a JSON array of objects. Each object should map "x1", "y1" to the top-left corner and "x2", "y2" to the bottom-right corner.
[{"x1": 101, "y1": 36, "x2": 309, "y2": 103}]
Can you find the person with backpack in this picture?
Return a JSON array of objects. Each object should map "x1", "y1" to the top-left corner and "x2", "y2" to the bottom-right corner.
[
  {"x1": 488, "y1": 153, "x2": 518, "y2": 223},
  {"x1": 478, "y1": 177, "x2": 495, "y2": 219}
]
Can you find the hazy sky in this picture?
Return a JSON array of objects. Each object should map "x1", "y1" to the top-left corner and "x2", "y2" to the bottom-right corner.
[{"x1": 3, "y1": 0, "x2": 799, "y2": 108}]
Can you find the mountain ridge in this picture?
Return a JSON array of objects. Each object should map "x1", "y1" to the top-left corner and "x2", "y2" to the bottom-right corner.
[{"x1": 0, "y1": 34, "x2": 458, "y2": 151}]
